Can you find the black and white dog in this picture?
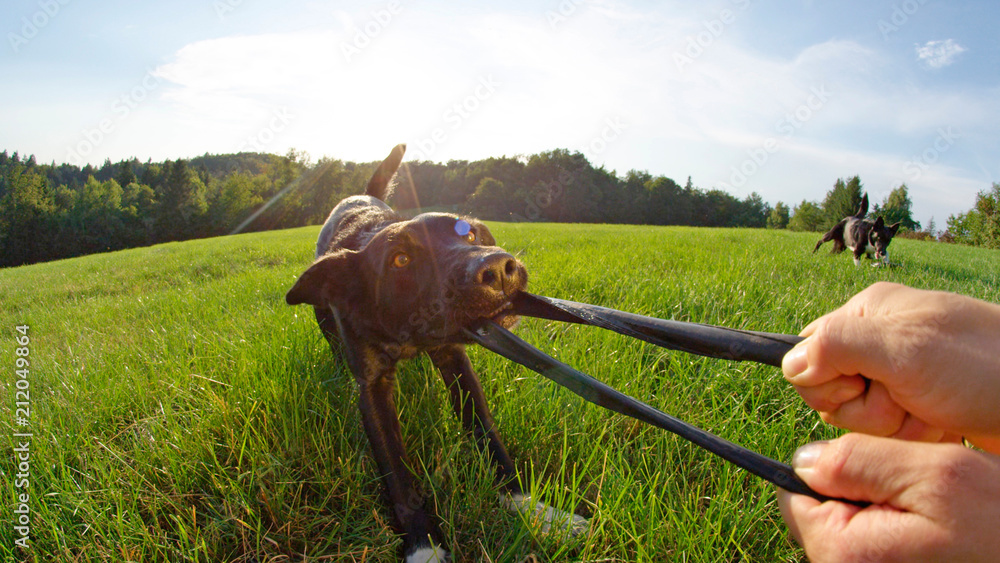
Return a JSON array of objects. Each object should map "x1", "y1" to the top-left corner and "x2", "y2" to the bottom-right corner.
[
  {"x1": 814, "y1": 193, "x2": 900, "y2": 266},
  {"x1": 286, "y1": 145, "x2": 586, "y2": 562}
]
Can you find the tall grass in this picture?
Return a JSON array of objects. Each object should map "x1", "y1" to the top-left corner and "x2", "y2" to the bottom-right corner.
[{"x1": 2, "y1": 224, "x2": 998, "y2": 562}]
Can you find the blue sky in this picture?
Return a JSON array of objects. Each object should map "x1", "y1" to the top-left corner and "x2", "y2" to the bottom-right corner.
[{"x1": 3, "y1": 0, "x2": 998, "y2": 225}]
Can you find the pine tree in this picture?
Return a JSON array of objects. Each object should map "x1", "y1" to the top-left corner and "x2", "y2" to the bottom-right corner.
[
  {"x1": 155, "y1": 159, "x2": 207, "y2": 242},
  {"x1": 878, "y1": 184, "x2": 920, "y2": 231},
  {"x1": 821, "y1": 176, "x2": 863, "y2": 229}
]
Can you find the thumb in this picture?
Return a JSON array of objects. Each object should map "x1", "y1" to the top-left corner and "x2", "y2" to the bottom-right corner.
[
  {"x1": 779, "y1": 434, "x2": 934, "y2": 559},
  {"x1": 792, "y1": 433, "x2": 944, "y2": 507},
  {"x1": 779, "y1": 434, "x2": 1000, "y2": 562}
]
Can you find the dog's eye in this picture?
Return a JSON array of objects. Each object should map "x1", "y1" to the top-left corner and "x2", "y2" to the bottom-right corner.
[
  {"x1": 391, "y1": 253, "x2": 411, "y2": 268},
  {"x1": 455, "y1": 220, "x2": 476, "y2": 243}
]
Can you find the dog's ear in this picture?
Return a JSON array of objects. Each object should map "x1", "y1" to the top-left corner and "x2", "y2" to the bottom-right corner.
[
  {"x1": 888, "y1": 222, "x2": 901, "y2": 235},
  {"x1": 365, "y1": 144, "x2": 406, "y2": 201},
  {"x1": 873, "y1": 215, "x2": 885, "y2": 229},
  {"x1": 286, "y1": 250, "x2": 362, "y2": 308}
]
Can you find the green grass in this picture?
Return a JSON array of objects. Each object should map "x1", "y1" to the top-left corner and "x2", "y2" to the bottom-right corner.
[{"x1": 2, "y1": 224, "x2": 999, "y2": 562}]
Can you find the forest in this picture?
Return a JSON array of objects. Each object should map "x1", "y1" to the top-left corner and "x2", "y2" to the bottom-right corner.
[{"x1": 0, "y1": 147, "x2": 992, "y2": 268}]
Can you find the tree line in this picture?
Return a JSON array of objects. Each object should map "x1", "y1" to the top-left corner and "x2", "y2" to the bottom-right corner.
[
  {"x1": 776, "y1": 176, "x2": 923, "y2": 233},
  {"x1": 0, "y1": 148, "x2": 771, "y2": 267},
  {"x1": 0, "y1": 148, "x2": 994, "y2": 268},
  {"x1": 779, "y1": 174, "x2": 1000, "y2": 250}
]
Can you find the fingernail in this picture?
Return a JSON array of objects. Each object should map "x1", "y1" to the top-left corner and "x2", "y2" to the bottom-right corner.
[
  {"x1": 782, "y1": 338, "x2": 810, "y2": 380},
  {"x1": 792, "y1": 441, "x2": 828, "y2": 474}
]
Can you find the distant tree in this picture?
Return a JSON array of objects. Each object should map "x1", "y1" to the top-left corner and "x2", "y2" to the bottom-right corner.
[
  {"x1": 645, "y1": 176, "x2": 687, "y2": 225},
  {"x1": 121, "y1": 181, "x2": 156, "y2": 245},
  {"x1": 523, "y1": 150, "x2": 602, "y2": 222},
  {"x1": 467, "y1": 177, "x2": 511, "y2": 219},
  {"x1": 67, "y1": 176, "x2": 127, "y2": 254},
  {"x1": 155, "y1": 159, "x2": 207, "y2": 241},
  {"x1": 875, "y1": 184, "x2": 920, "y2": 231},
  {"x1": 946, "y1": 210, "x2": 978, "y2": 245},
  {"x1": 788, "y1": 199, "x2": 825, "y2": 232},
  {"x1": 821, "y1": 176, "x2": 864, "y2": 229},
  {"x1": 298, "y1": 157, "x2": 348, "y2": 224},
  {"x1": 738, "y1": 192, "x2": 769, "y2": 228},
  {"x1": 209, "y1": 172, "x2": 266, "y2": 233},
  {"x1": 610, "y1": 169, "x2": 651, "y2": 224},
  {"x1": 0, "y1": 165, "x2": 55, "y2": 266},
  {"x1": 946, "y1": 183, "x2": 1000, "y2": 248},
  {"x1": 925, "y1": 216, "x2": 936, "y2": 238},
  {"x1": 692, "y1": 189, "x2": 742, "y2": 227},
  {"x1": 116, "y1": 159, "x2": 137, "y2": 188},
  {"x1": 767, "y1": 201, "x2": 790, "y2": 229},
  {"x1": 140, "y1": 161, "x2": 162, "y2": 188}
]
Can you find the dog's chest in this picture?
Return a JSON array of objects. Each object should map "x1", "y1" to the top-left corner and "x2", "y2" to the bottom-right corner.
[{"x1": 844, "y1": 219, "x2": 870, "y2": 252}]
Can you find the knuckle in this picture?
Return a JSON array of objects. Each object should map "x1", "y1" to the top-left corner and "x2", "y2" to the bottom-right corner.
[
  {"x1": 868, "y1": 281, "x2": 900, "y2": 295},
  {"x1": 820, "y1": 434, "x2": 863, "y2": 481}
]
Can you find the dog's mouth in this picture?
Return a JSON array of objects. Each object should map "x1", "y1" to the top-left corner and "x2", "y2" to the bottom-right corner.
[
  {"x1": 466, "y1": 299, "x2": 519, "y2": 330},
  {"x1": 488, "y1": 301, "x2": 516, "y2": 323}
]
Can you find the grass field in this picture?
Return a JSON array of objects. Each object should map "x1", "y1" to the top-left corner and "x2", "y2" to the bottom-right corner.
[{"x1": 2, "y1": 223, "x2": 999, "y2": 562}]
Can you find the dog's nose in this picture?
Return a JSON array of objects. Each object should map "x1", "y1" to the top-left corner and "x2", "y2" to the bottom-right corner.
[{"x1": 475, "y1": 253, "x2": 522, "y2": 294}]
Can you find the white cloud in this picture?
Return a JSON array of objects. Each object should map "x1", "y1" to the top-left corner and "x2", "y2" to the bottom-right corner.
[
  {"x1": 915, "y1": 39, "x2": 967, "y2": 69},
  {"x1": 137, "y1": 5, "x2": 996, "y2": 221}
]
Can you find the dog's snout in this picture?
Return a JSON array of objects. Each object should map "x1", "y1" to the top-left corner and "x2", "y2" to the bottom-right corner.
[{"x1": 475, "y1": 254, "x2": 522, "y2": 294}]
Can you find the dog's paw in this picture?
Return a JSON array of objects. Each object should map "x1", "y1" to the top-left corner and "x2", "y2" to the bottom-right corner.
[
  {"x1": 502, "y1": 493, "x2": 590, "y2": 537},
  {"x1": 405, "y1": 544, "x2": 449, "y2": 563}
]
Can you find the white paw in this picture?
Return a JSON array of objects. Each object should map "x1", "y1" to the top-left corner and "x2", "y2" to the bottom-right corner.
[
  {"x1": 501, "y1": 493, "x2": 590, "y2": 536},
  {"x1": 406, "y1": 544, "x2": 449, "y2": 563}
]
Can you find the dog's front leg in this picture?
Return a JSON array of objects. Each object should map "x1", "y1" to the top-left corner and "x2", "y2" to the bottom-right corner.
[
  {"x1": 428, "y1": 345, "x2": 590, "y2": 538},
  {"x1": 345, "y1": 338, "x2": 447, "y2": 562},
  {"x1": 428, "y1": 344, "x2": 519, "y2": 492},
  {"x1": 853, "y1": 247, "x2": 865, "y2": 266}
]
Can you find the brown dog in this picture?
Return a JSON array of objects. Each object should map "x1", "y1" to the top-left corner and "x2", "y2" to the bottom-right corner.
[{"x1": 286, "y1": 145, "x2": 585, "y2": 562}]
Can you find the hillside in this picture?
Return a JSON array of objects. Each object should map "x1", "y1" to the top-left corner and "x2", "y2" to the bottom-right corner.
[{"x1": 2, "y1": 224, "x2": 998, "y2": 562}]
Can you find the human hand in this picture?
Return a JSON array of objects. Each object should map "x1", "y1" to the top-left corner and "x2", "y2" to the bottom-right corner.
[
  {"x1": 778, "y1": 433, "x2": 1000, "y2": 562},
  {"x1": 782, "y1": 282, "x2": 1000, "y2": 452}
]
